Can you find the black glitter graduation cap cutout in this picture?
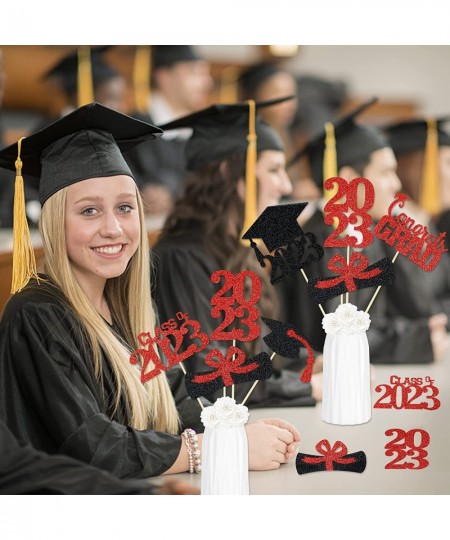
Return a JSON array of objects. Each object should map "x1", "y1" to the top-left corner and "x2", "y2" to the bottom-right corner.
[
  {"x1": 262, "y1": 317, "x2": 320, "y2": 383},
  {"x1": 242, "y1": 203, "x2": 324, "y2": 284}
]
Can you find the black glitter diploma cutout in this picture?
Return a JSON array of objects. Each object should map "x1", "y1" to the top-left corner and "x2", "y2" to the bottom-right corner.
[
  {"x1": 185, "y1": 349, "x2": 273, "y2": 399},
  {"x1": 296, "y1": 440, "x2": 367, "y2": 475}
]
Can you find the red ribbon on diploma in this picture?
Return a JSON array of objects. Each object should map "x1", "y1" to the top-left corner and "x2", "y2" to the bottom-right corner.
[
  {"x1": 192, "y1": 347, "x2": 259, "y2": 387},
  {"x1": 302, "y1": 440, "x2": 356, "y2": 471},
  {"x1": 315, "y1": 253, "x2": 381, "y2": 292}
]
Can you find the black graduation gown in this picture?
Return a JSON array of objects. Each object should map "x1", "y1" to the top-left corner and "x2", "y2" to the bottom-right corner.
[
  {"x1": 153, "y1": 231, "x2": 315, "y2": 408},
  {"x1": 0, "y1": 419, "x2": 157, "y2": 494},
  {"x1": 0, "y1": 280, "x2": 182, "y2": 479},
  {"x1": 278, "y1": 208, "x2": 447, "y2": 364}
]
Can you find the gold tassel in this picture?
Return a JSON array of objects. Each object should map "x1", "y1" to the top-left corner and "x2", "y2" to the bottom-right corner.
[
  {"x1": 133, "y1": 45, "x2": 151, "y2": 114},
  {"x1": 420, "y1": 118, "x2": 441, "y2": 216},
  {"x1": 323, "y1": 121, "x2": 338, "y2": 201},
  {"x1": 323, "y1": 121, "x2": 339, "y2": 229},
  {"x1": 11, "y1": 137, "x2": 39, "y2": 294},
  {"x1": 241, "y1": 99, "x2": 258, "y2": 244},
  {"x1": 77, "y1": 46, "x2": 94, "y2": 107},
  {"x1": 219, "y1": 66, "x2": 239, "y2": 103}
]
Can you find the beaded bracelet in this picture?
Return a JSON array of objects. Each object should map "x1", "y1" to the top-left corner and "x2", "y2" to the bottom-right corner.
[{"x1": 181, "y1": 428, "x2": 201, "y2": 474}]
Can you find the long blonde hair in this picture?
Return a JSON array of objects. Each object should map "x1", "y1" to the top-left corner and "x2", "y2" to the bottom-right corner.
[{"x1": 39, "y1": 185, "x2": 180, "y2": 433}]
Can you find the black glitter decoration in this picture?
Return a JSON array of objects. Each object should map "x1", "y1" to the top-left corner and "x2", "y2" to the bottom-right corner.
[
  {"x1": 262, "y1": 317, "x2": 322, "y2": 357},
  {"x1": 184, "y1": 351, "x2": 273, "y2": 399},
  {"x1": 296, "y1": 439, "x2": 367, "y2": 475},
  {"x1": 242, "y1": 203, "x2": 325, "y2": 285},
  {"x1": 242, "y1": 203, "x2": 308, "y2": 252},
  {"x1": 308, "y1": 256, "x2": 396, "y2": 304}
]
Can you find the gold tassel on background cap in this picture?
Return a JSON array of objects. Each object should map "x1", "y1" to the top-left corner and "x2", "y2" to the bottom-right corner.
[
  {"x1": 420, "y1": 118, "x2": 441, "y2": 216},
  {"x1": 11, "y1": 137, "x2": 39, "y2": 293},
  {"x1": 241, "y1": 99, "x2": 258, "y2": 243},
  {"x1": 323, "y1": 121, "x2": 338, "y2": 202},
  {"x1": 77, "y1": 46, "x2": 94, "y2": 107},
  {"x1": 133, "y1": 45, "x2": 151, "y2": 114}
]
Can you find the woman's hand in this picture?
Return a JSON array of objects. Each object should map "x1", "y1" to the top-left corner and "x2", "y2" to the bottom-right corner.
[{"x1": 245, "y1": 417, "x2": 300, "y2": 470}]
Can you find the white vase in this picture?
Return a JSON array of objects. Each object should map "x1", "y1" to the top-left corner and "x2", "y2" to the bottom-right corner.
[
  {"x1": 321, "y1": 303, "x2": 372, "y2": 426},
  {"x1": 200, "y1": 397, "x2": 249, "y2": 495}
]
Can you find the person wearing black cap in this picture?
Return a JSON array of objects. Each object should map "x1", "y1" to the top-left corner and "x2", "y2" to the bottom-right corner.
[
  {"x1": 0, "y1": 418, "x2": 200, "y2": 494},
  {"x1": 0, "y1": 102, "x2": 300, "y2": 477},
  {"x1": 385, "y1": 117, "x2": 450, "y2": 239},
  {"x1": 125, "y1": 45, "x2": 214, "y2": 218},
  {"x1": 20, "y1": 47, "x2": 127, "y2": 228},
  {"x1": 34, "y1": 46, "x2": 127, "y2": 130},
  {"x1": 153, "y1": 97, "x2": 321, "y2": 407},
  {"x1": 384, "y1": 117, "x2": 450, "y2": 357},
  {"x1": 282, "y1": 98, "x2": 449, "y2": 364}
]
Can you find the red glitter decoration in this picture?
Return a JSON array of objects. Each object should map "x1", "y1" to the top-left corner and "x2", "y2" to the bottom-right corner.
[
  {"x1": 323, "y1": 176, "x2": 374, "y2": 248},
  {"x1": 385, "y1": 428, "x2": 430, "y2": 469},
  {"x1": 374, "y1": 193, "x2": 448, "y2": 272},
  {"x1": 286, "y1": 329, "x2": 315, "y2": 383},
  {"x1": 374, "y1": 375, "x2": 440, "y2": 410},
  {"x1": 301, "y1": 440, "x2": 357, "y2": 470},
  {"x1": 315, "y1": 253, "x2": 381, "y2": 292},
  {"x1": 159, "y1": 312, "x2": 210, "y2": 367},
  {"x1": 130, "y1": 312, "x2": 209, "y2": 384},
  {"x1": 191, "y1": 347, "x2": 259, "y2": 387},
  {"x1": 210, "y1": 270, "x2": 261, "y2": 342}
]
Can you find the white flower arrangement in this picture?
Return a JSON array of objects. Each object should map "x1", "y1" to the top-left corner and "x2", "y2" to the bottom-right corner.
[
  {"x1": 322, "y1": 303, "x2": 371, "y2": 335},
  {"x1": 200, "y1": 397, "x2": 249, "y2": 429}
]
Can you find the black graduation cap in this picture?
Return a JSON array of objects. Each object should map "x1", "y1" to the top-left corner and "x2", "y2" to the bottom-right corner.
[
  {"x1": 0, "y1": 102, "x2": 162, "y2": 293},
  {"x1": 159, "y1": 96, "x2": 292, "y2": 170},
  {"x1": 385, "y1": 116, "x2": 450, "y2": 216},
  {"x1": 160, "y1": 96, "x2": 294, "y2": 238},
  {"x1": 0, "y1": 102, "x2": 162, "y2": 205},
  {"x1": 288, "y1": 97, "x2": 388, "y2": 188},
  {"x1": 242, "y1": 202, "x2": 307, "y2": 252},
  {"x1": 43, "y1": 46, "x2": 120, "y2": 97},
  {"x1": 238, "y1": 62, "x2": 285, "y2": 98},
  {"x1": 385, "y1": 116, "x2": 450, "y2": 154},
  {"x1": 152, "y1": 45, "x2": 200, "y2": 69}
]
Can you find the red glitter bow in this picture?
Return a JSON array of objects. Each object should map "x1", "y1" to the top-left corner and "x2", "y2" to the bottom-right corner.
[
  {"x1": 192, "y1": 347, "x2": 259, "y2": 387},
  {"x1": 315, "y1": 253, "x2": 381, "y2": 292},
  {"x1": 301, "y1": 440, "x2": 356, "y2": 471}
]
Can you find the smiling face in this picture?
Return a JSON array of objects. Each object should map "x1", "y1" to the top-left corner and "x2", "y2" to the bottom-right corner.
[
  {"x1": 256, "y1": 149, "x2": 293, "y2": 214},
  {"x1": 64, "y1": 175, "x2": 140, "y2": 295}
]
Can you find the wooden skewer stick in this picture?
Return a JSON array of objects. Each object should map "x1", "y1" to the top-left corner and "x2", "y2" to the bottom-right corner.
[
  {"x1": 231, "y1": 339, "x2": 236, "y2": 400},
  {"x1": 365, "y1": 251, "x2": 400, "y2": 314},
  {"x1": 345, "y1": 245, "x2": 350, "y2": 304},
  {"x1": 178, "y1": 361, "x2": 204, "y2": 410},
  {"x1": 300, "y1": 269, "x2": 326, "y2": 317},
  {"x1": 241, "y1": 352, "x2": 276, "y2": 406}
]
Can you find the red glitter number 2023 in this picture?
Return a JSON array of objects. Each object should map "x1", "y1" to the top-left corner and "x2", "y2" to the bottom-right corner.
[
  {"x1": 324, "y1": 177, "x2": 375, "y2": 248},
  {"x1": 210, "y1": 270, "x2": 261, "y2": 342},
  {"x1": 384, "y1": 428, "x2": 430, "y2": 470}
]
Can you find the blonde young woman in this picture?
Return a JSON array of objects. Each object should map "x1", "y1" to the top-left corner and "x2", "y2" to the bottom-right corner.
[{"x1": 0, "y1": 103, "x2": 299, "y2": 480}]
